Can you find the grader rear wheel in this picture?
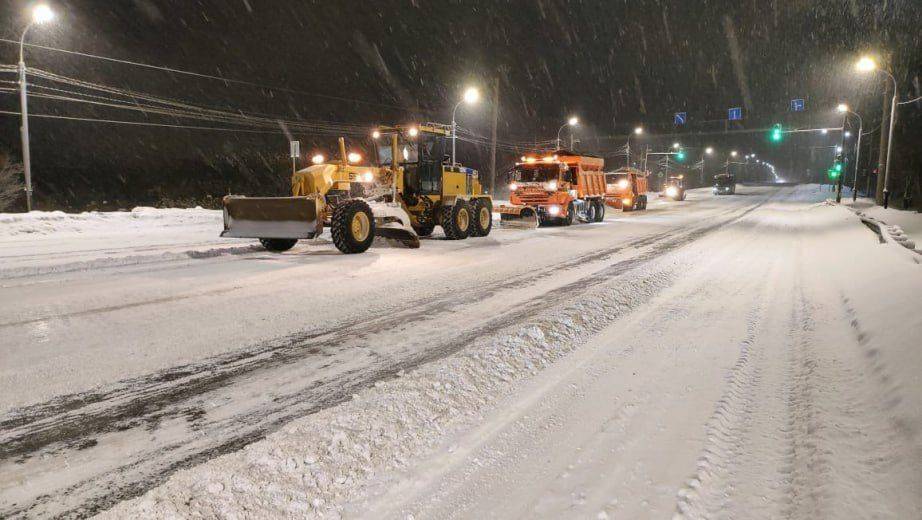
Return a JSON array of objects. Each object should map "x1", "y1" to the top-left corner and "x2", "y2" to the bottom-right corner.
[
  {"x1": 470, "y1": 198, "x2": 493, "y2": 237},
  {"x1": 331, "y1": 199, "x2": 375, "y2": 254},
  {"x1": 441, "y1": 200, "x2": 472, "y2": 240}
]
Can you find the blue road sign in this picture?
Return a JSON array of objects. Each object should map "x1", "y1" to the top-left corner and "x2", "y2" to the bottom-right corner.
[
  {"x1": 791, "y1": 99, "x2": 805, "y2": 112},
  {"x1": 728, "y1": 107, "x2": 742, "y2": 121},
  {"x1": 674, "y1": 112, "x2": 687, "y2": 125}
]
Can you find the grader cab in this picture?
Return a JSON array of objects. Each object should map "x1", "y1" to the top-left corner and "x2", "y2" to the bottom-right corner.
[{"x1": 221, "y1": 124, "x2": 492, "y2": 254}]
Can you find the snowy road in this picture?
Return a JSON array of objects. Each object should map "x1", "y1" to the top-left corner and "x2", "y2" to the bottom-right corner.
[{"x1": 2, "y1": 186, "x2": 920, "y2": 519}]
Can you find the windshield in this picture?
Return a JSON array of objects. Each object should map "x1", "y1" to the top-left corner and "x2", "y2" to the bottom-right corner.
[
  {"x1": 605, "y1": 173, "x2": 628, "y2": 184},
  {"x1": 715, "y1": 175, "x2": 734, "y2": 186},
  {"x1": 514, "y1": 164, "x2": 560, "y2": 182}
]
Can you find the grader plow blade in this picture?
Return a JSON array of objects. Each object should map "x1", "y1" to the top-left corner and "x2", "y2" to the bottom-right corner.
[
  {"x1": 221, "y1": 196, "x2": 320, "y2": 239},
  {"x1": 368, "y1": 201, "x2": 420, "y2": 248},
  {"x1": 497, "y1": 205, "x2": 539, "y2": 229}
]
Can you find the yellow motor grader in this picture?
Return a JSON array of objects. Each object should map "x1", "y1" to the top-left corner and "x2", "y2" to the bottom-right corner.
[{"x1": 221, "y1": 124, "x2": 493, "y2": 254}]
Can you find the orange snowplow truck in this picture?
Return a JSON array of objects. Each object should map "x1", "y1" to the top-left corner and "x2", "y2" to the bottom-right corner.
[
  {"x1": 604, "y1": 167, "x2": 649, "y2": 212},
  {"x1": 497, "y1": 150, "x2": 607, "y2": 228}
]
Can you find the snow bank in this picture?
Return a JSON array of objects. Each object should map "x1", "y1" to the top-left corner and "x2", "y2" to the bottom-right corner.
[
  {"x1": 0, "y1": 207, "x2": 255, "y2": 279},
  {"x1": 841, "y1": 199, "x2": 922, "y2": 255},
  {"x1": 0, "y1": 206, "x2": 222, "y2": 237}
]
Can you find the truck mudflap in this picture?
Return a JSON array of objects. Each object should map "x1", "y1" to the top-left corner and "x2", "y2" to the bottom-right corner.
[
  {"x1": 367, "y1": 201, "x2": 420, "y2": 248},
  {"x1": 496, "y1": 204, "x2": 539, "y2": 229},
  {"x1": 221, "y1": 195, "x2": 321, "y2": 239}
]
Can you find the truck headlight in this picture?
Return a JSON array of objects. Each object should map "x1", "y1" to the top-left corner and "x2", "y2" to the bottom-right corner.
[
  {"x1": 545, "y1": 180, "x2": 558, "y2": 191},
  {"x1": 548, "y1": 205, "x2": 561, "y2": 216},
  {"x1": 362, "y1": 172, "x2": 374, "y2": 183},
  {"x1": 622, "y1": 197, "x2": 632, "y2": 205},
  {"x1": 666, "y1": 186, "x2": 678, "y2": 197},
  {"x1": 509, "y1": 183, "x2": 518, "y2": 191},
  {"x1": 617, "y1": 179, "x2": 629, "y2": 190}
]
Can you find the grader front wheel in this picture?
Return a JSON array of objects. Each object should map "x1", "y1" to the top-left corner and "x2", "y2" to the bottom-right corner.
[{"x1": 331, "y1": 199, "x2": 375, "y2": 254}]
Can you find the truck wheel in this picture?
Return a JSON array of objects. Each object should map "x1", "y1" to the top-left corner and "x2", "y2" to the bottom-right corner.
[
  {"x1": 584, "y1": 200, "x2": 597, "y2": 223},
  {"x1": 470, "y1": 198, "x2": 493, "y2": 237},
  {"x1": 331, "y1": 199, "x2": 375, "y2": 254},
  {"x1": 562, "y1": 202, "x2": 575, "y2": 226},
  {"x1": 441, "y1": 200, "x2": 471, "y2": 240},
  {"x1": 593, "y1": 199, "x2": 605, "y2": 221},
  {"x1": 413, "y1": 223, "x2": 435, "y2": 237},
  {"x1": 259, "y1": 238, "x2": 298, "y2": 252},
  {"x1": 640, "y1": 195, "x2": 648, "y2": 210}
]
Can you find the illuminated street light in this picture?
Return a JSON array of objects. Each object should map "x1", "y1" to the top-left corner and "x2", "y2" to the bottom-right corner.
[
  {"x1": 730, "y1": 151, "x2": 738, "y2": 157},
  {"x1": 855, "y1": 54, "x2": 898, "y2": 207},
  {"x1": 844, "y1": 131, "x2": 852, "y2": 138},
  {"x1": 855, "y1": 56, "x2": 877, "y2": 72},
  {"x1": 371, "y1": 129, "x2": 381, "y2": 139},
  {"x1": 17, "y1": 3, "x2": 57, "y2": 212},
  {"x1": 451, "y1": 87, "x2": 480, "y2": 166},
  {"x1": 705, "y1": 147, "x2": 714, "y2": 155},
  {"x1": 672, "y1": 142, "x2": 680, "y2": 149},
  {"x1": 633, "y1": 126, "x2": 644, "y2": 135},
  {"x1": 557, "y1": 116, "x2": 579, "y2": 149},
  {"x1": 821, "y1": 129, "x2": 828, "y2": 135},
  {"x1": 837, "y1": 103, "x2": 849, "y2": 113}
]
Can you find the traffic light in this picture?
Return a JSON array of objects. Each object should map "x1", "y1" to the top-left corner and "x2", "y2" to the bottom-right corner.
[
  {"x1": 675, "y1": 149, "x2": 686, "y2": 162},
  {"x1": 770, "y1": 124, "x2": 784, "y2": 143},
  {"x1": 828, "y1": 154, "x2": 843, "y2": 179}
]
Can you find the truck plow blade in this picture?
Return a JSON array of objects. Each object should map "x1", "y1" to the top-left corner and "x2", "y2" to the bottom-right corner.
[
  {"x1": 221, "y1": 196, "x2": 320, "y2": 239},
  {"x1": 497, "y1": 205, "x2": 539, "y2": 229}
]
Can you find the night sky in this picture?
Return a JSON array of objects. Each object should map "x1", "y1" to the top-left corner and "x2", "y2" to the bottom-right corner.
[{"x1": 0, "y1": 0, "x2": 920, "y2": 209}]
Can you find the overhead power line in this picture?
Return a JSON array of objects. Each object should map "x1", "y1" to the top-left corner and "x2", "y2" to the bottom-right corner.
[{"x1": 0, "y1": 37, "x2": 436, "y2": 114}]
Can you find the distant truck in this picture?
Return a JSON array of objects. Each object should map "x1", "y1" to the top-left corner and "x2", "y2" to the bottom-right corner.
[
  {"x1": 714, "y1": 173, "x2": 736, "y2": 195},
  {"x1": 662, "y1": 175, "x2": 686, "y2": 201},
  {"x1": 604, "y1": 167, "x2": 649, "y2": 211},
  {"x1": 498, "y1": 150, "x2": 607, "y2": 227}
]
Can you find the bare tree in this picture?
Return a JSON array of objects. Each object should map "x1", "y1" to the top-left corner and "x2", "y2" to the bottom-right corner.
[{"x1": 0, "y1": 161, "x2": 25, "y2": 212}]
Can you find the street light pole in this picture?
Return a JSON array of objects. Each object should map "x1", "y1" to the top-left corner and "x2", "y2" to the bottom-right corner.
[
  {"x1": 18, "y1": 24, "x2": 34, "y2": 211},
  {"x1": 451, "y1": 100, "x2": 463, "y2": 167},
  {"x1": 450, "y1": 87, "x2": 480, "y2": 167},
  {"x1": 16, "y1": 4, "x2": 54, "y2": 212},
  {"x1": 882, "y1": 72, "x2": 898, "y2": 208},
  {"x1": 838, "y1": 107, "x2": 863, "y2": 202}
]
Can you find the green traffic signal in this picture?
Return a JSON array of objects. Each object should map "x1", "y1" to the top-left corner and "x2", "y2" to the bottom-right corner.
[
  {"x1": 676, "y1": 150, "x2": 686, "y2": 162},
  {"x1": 770, "y1": 124, "x2": 783, "y2": 143},
  {"x1": 834, "y1": 162, "x2": 843, "y2": 173}
]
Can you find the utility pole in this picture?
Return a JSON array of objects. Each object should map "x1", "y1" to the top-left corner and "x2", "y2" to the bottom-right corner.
[{"x1": 489, "y1": 77, "x2": 499, "y2": 194}]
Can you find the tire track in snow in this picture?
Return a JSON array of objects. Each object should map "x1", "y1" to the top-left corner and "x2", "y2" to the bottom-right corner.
[{"x1": 673, "y1": 268, "x2": 771, "y2": 519}]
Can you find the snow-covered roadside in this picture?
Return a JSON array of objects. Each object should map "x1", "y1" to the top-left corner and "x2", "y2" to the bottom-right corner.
[
  {"x1": 841, "y1": 198, "x2": 922, "y2": 254},
  {"x1": 0, "y1": 207, "x2": 256, "y2": 278}
]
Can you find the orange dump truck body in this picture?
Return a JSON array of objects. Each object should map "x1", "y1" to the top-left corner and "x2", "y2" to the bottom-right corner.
[
  {"x1": 604, "y1": 167, "x2": 650, "y2": 211},
  {"x1": 497, "y1": 151, "x2": 607, "y2": 225}
]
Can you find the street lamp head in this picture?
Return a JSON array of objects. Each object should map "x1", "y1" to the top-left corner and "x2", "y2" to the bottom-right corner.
[
  {"x1": 821, "y1": 129, "x2": 828, "y2": 135},
  {"x1": 705, "y1": 147, "x2": 714, "y2": 155},
  {"x1": 462, "y1": 87, "x2": 480, "y2": 104},
  {"x1": 836, "y1": 145, "x2": 843, "y2": 153},
  {"x1": 633, "y1": 126, "x2": 643, "y2": 135},
  {"x1": 730, "y1": 151, "x2": 738, "y2": 157},
  {"x1": 836, "y1": 103, "x2": 849, "y2": 113},
  {"x1": 672, "y1": 142, "x2": 680, "y2": 149},
  {"x1": 371, "y1": 129, "x2": 381, "y2": 140},
  {"x1": 844, "y1": 131, "x2": 852, "y2": 138},
  {"x1": 855, "y1": 56, "x2": 877, "y2": 73},
  {"x1": 31, "y1": 4, "x2": 54, "y2": 24},
  {"x1": 568, "y1": 116, "x2": 578, "y2": 126}
]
